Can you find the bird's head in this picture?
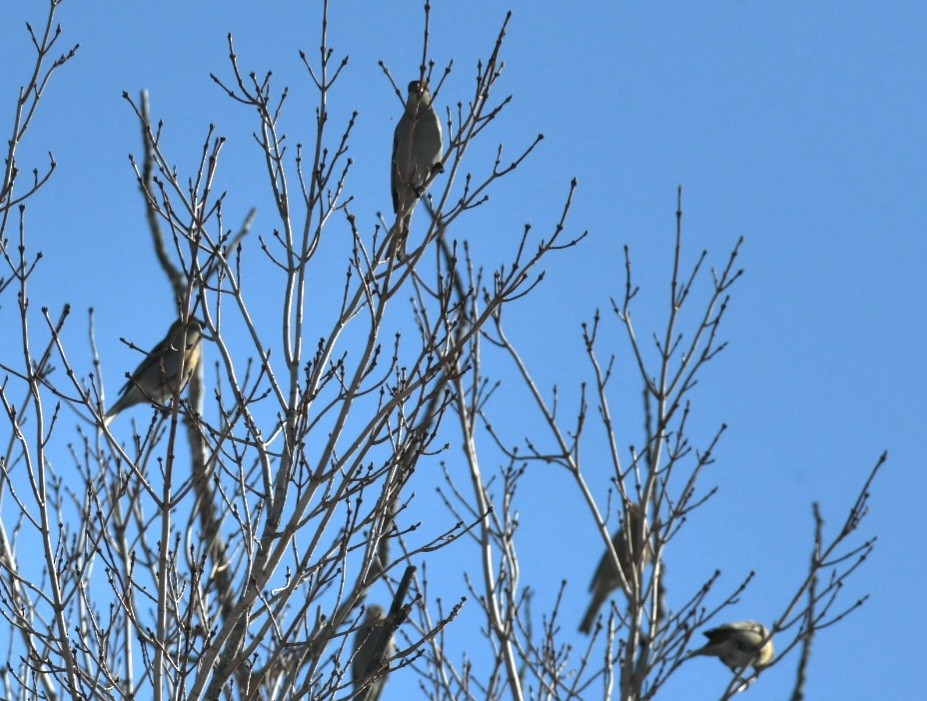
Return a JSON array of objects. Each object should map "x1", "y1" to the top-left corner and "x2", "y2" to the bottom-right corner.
[
  {"x1": 406, "y1": 80, "x2": 433, "y2": 113},
  {"x1": 167, "y1": 318, "x2": 204, "y2": 350},
  {"x1": 363, "y1": 604, "x2": 386, "y2": 624}
]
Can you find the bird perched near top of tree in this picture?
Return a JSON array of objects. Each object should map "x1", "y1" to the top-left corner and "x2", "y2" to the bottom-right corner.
[
  {"x1": 103, "y1": 317, "x2": 202, "y2": 425},
  {"x1": 579, "y1": 504, "x2": 654, "y2": 634},
  {"x1": 352, "y1": 604, "x2": 396, "y2": 701},
  {"x1": 389, "y1": 79, "x2": 443, "y2": 258},
  {"x1": 689, "y1": 620, "x2": 774, "y2": 671}
]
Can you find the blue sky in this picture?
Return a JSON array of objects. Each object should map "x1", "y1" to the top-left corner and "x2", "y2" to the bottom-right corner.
[{"x1": 1, "y1": 1, "x2": 924, "y2": 699}]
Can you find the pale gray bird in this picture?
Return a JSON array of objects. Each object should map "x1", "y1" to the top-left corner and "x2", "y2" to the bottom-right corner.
[
  {"x1": 104, "y1": 318, "x2": 202, "y2": 425},
  {"x1": 352, "y1": 605, "x2": 395, "y2": 701},
  {"x1": 579, "y1": 505, "x2": 653, "y2": 634},
  {"x1": 690, "y1": 620, "x2": 774, "y2": 671},
  {"x1": 389, "y1": 79, "x2": 443, "y2": 258}
]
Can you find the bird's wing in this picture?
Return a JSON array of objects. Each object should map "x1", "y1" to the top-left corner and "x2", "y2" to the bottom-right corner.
[
  {"x1": 702, "y1": 627, "x2": 729, "y2": 644},
  {"x1": 391, "y1": 122, "x2": 402, "y2": 213},
  {"x1": 116, "y1": 337, "x2": 167, "y2": 396}
]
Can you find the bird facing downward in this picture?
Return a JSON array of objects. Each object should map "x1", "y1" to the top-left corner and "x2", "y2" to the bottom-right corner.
[
  {"x1": 104, "y1": 318, "x2": 202, "y2": 425},
  {"x1": 690, "y1": 620, "x2": 774, "y2": 672},
  {"x1": 579, "y1": 504, "x2": 653, "y2": 634},
  {"x1": 352, "y1": 605, "x2": 395, "y2": 701},
  {"x1": 389, "y1": 79, "x2": 443, "y2": 258}
]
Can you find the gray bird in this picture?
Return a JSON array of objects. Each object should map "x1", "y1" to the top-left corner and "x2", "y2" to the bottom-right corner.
[
  {"x1": 390, "y1": 79, "x2": 443, "y2": 258},
  {"x1": 352, "y1": 605, "x2": 395, "y2": 701},
  {"x1": 690, "y1": 620, "x2": 774, "y2": 671},
  {"x1": 579, "y1": 505, "x2": 653, "y2": 634},
  {"x1": 104, "y1": 318, "x2": 202, "y2": 425}
]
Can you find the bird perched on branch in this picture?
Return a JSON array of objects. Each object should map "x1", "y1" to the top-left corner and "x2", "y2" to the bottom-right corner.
[
  {"x1": 579, "y1": 504, "x2": 653, "y2": 634},
  {"x1": 389, "y1": 79, "x2": 443, "y2": 258},
  {"x1": 690, "y1": 620, "x2": 774, "y2": 671},
  {"x1": 352, "y1": 604, "x2": 395, "y2": 701},
  {"x1": 104, "y1": 318, "x2": 202, "y2": 425}
]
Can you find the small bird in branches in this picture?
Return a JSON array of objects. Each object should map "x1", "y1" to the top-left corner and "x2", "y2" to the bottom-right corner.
[
  {"x1": 579, "y1": 504, "x2": 653, "y2": 634},
  {"x1": 690, "y1": 620, "x2": 774, "y2": 671},
  {"x1": 389, "y1": 79, "x2": 443, "y2": 258},
  {"x1": 352, "y1": 604, "x2": 395, "y2": 701},
  {"x1": 104, "y1": 318, "x2": 202, "y2": 425}
]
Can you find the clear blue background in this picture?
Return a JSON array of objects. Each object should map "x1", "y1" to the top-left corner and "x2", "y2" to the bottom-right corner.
[{"x1": 1, "y1": 1, "x2": 923, "y2": 699}]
